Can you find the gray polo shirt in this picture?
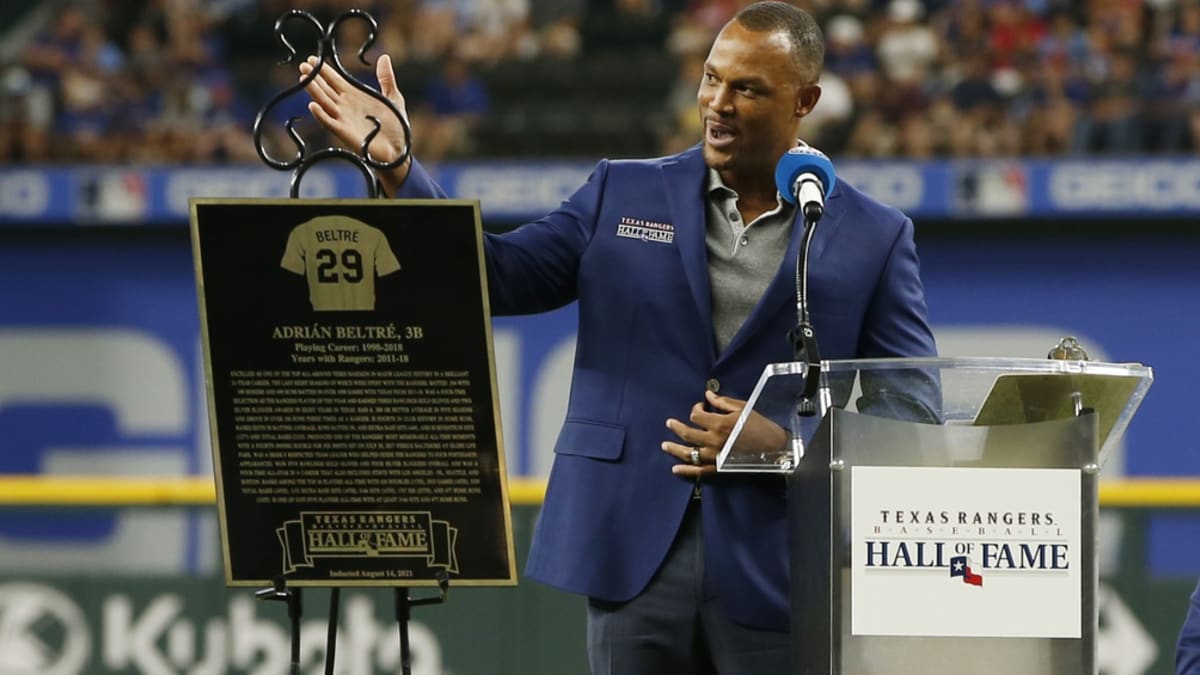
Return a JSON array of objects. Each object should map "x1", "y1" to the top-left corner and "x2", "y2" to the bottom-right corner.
[{"x1": 705, "y1": 169, "x2": 796, "y2": 354}]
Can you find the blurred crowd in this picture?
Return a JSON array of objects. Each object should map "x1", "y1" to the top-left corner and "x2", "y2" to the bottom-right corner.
[{"x1": 1, "y1": 0, "x2": 1199, "y2": 164}]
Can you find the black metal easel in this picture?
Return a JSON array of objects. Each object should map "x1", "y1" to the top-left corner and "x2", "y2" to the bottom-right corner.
[
  {"x1": 252, "y1": 8, "x2": 411, "y2": 199},
  {"x1": 249, "y1": 10, "x2": 447, "y2": 674}
]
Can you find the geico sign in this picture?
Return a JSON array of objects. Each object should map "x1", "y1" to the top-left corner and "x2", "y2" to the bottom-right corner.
[
  {"x1": 835, "y1": 164, "x2": 924, "y2": 211},
  {"x1": 1050, "y1": 162, "x2": 1200, "y2": 210}
]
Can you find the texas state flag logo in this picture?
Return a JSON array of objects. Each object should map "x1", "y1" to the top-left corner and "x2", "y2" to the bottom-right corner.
[{"x1": 950, "y1": 555, "x2": 983, "y2": 586}]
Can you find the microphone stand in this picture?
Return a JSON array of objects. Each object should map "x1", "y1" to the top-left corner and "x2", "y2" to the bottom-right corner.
[{"x1": 788, "y1": 202, "x2": 823, "y2": 417}]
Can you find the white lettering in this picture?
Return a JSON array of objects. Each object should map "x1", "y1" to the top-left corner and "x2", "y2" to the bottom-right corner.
[
  {"x1": 1051, "y1": 162, "x2": 1200, "y2": 210},
  {"x1": 0, "y1": 582, "x2": 91, "y2": 675},
  {"x1": 456, "y1": 167, "x2": 593, "y2": 217},
  {"x1": 98, "y1": 592, "x2": 442, "y2": 674},
  {"x1": 837, "y1": 164, "x2": 924, "y2": 210},
  {"x1": 0, "y1": 170, "x2": 51, "y2": 217},
  {"x1": 103, "y1": 594, "x2": 183, "y2": 675},
  {"x1": 228, "y1": 596, "x2": 288, "y2": 674},
  {"x1": 165, "y1": 169, "x2": 336, "y2": 216}
]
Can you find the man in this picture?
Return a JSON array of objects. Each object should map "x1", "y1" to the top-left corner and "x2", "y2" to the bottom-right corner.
[{"x1": 302, "y1": 3, "x2": 936, "y2": 672}]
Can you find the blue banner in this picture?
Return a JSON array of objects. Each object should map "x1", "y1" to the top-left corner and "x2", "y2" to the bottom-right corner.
[{"x1": 3, "y1": 159, "x2": 1199, "y2": 225}]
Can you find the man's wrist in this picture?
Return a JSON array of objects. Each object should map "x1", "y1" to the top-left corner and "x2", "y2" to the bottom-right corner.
[{"x1": 379, "y1": 156, "x2": 412, "y2": 197}]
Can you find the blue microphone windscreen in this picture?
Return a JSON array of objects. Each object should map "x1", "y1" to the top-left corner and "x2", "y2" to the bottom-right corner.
[{"x1": 775, "y1": 147, "x2": 836, "y2": 204}]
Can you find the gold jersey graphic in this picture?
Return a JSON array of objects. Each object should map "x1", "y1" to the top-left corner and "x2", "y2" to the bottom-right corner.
[{"x1": 280, "y1": 215, "x2": 401, "y2": 311}]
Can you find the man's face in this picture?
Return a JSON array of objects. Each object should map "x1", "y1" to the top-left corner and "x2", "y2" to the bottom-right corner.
[{"x1": 698, "y1": 22, "x2": 820, "y2": 177}]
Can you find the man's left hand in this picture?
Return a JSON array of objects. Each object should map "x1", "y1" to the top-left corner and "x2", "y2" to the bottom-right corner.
[{"x1": 662, "y1": 390, "x2": 787, "y2": 477}]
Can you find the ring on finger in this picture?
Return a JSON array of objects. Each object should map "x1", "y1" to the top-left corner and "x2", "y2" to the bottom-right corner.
[{"x1": 690, "y1": 447, "x2": 702, "y2": 466}]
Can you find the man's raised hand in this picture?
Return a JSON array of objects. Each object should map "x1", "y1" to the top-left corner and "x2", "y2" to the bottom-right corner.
[{"x1": 299, "y1": 53, "x2": 413, "y2": 189}]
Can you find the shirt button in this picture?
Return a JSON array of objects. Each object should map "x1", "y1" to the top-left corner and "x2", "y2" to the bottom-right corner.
[
  {"x1": 706, "y1": 378, "x2": 720, "y2": 393},
  {"x1": 729, "y1": 211, "x2": 739, "y2": 221},
  {"x1": 740, "y1": 236, "x2": 749, "y2": 246}
]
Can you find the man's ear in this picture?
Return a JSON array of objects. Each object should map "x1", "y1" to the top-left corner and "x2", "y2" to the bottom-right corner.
[{"x1": 796, "y1": 84, "x2": 822, "y2": 118}]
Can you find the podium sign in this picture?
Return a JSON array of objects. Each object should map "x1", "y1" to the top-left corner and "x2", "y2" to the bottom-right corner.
[
  {"x1": 850, "y1": 465, "x2": 1082, "y2": 638},
  {"x1": 190, "y1": 199, "x2": 516, "y2": 587},
  {"x1": 721, "y1": 357, "x2": 1151, "y2": 674}
]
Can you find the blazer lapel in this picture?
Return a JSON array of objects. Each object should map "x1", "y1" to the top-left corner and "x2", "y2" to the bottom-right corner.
[{"x1": 661, "y1": 148, "x2": 714, "y2": 337}]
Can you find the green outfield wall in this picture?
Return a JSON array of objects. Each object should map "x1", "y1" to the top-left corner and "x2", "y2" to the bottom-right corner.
[{"x1": 0, "y1": 504, "x2": 1194, "y2": 675}]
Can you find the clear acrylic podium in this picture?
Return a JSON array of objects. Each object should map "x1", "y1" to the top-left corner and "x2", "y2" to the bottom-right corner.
[{"x1": 717, "y1": 357, "x2": 1152, "y2": 675}]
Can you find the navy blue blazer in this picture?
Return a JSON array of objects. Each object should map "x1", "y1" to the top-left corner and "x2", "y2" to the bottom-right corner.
[
  {"x1": 1178, "y1": 580, "x2": 1200, "y2": 674},
  {"x1": 398, "y1": 145, "x2": 937, "y2": 630}
]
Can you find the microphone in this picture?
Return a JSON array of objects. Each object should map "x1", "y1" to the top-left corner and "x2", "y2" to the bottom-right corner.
[
  {"x1": 777, "y1": 146, "x2": 837, "y2": 416},
  {"x1": 775, "y1": 146, "x2": 836, "y2": 222}
]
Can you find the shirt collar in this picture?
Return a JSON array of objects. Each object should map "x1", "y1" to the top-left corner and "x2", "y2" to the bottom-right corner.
[
  {"x1": 705, "y1": 168, "x2": 788, "y2": 216},
  {"x1": 706, "y1": 168, "x2": 737, "y2": 199},
  {"x1": 704, "y1": 139, "x2": 810, "y2": 202}
]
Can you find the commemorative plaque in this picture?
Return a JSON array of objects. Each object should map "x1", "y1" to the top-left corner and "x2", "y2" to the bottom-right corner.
[{"x1": 191, "y1": 198, "x2": 516, "y2": 587}]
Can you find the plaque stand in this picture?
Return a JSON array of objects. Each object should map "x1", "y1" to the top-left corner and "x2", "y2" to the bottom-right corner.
[
  {"x1": 249, "y1": 10, "x2": 446, "y2": 674},
  {"x1": 255, "y1": 578, "x2": 302, "y2": 674}
]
